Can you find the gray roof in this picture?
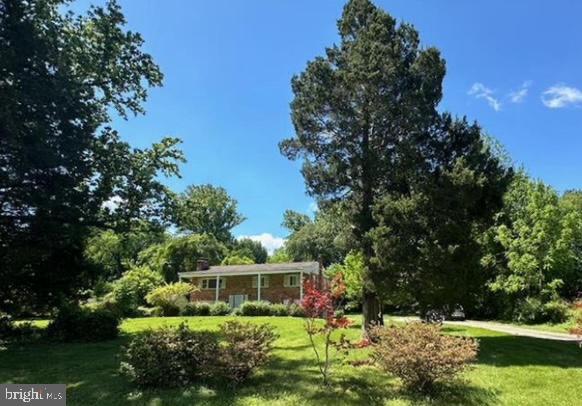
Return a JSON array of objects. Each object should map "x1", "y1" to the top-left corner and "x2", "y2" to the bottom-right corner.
[{"x1": 178, "y1": 261, "x2": 319, "y2": 278}]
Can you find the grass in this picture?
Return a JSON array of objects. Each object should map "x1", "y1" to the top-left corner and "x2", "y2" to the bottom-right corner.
[{"x1": 1, "y1": 316, "x2": 581, "y2": 405}]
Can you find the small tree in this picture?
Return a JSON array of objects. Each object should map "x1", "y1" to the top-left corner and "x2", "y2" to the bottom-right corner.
[{"x1": 301, "y1": 273, "x2": 351, "y2": 386}]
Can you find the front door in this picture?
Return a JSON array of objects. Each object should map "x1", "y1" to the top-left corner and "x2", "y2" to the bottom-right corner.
[{"x1": 229, "y1": 294, "x2": 246, "y2": 308}]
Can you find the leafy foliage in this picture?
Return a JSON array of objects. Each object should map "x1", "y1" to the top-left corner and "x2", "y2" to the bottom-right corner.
[
  {"x1": 231, "y1": 238, "x2": 268, "y2": 264},
  {"x1": 84, "y1": 223, "x2": 167, "y2": 280},
  {"x1": 138, "y1": 234, "x2": 227, "y2": 281},
  {"x1": 145, "y1": 282, "x2": 195, "y2": 316},
  {"x1": 284, "y1": 205, "x2": 349, "y2": 266},
  {"x1": 239, "y1": 301, "x2": 274, "y2": 316},
  {"x1": 120, "y1": 323, "x2": 218, "y2": 388},
  {"x1": 301, "y1": 273, "x2": 352, "y2": 385},
  {"x1": 279, "y1": 0, "x2": 510, "y2": 326},
  {"x1": 182, "y1": 302, "x2": 211, "y2": 316},
  {"x1": 210, "y1": 302, "x2": 231, "y2": 316},
  {"x1": 110, "y1": 266, "x2": 164, "y2": 315},
  {"x1": 218, "y1": 321, "x2": 278, "y2": 385},
  {"x1": 0, "y1": 0, "x2": 183, "y2": 313},
  {"x1": 371, "y1": 323, "x2": 478, "y2": 393},
  {"x1": 483, "y1": 173, "x2": 582, "y2": 319},
  {"x1": 46, "y1": 305, "x2": 120, "y2": 342},
  {"x1": 175, "y1": 185, "x2": 245, "y2": 244},
  {"x1": 326, "y1": 251, "x2": 365, "y2": 302},
  {"x1": 221, "y1": 255, "x2": 255, "y2": 265},
  {"x1": 268, "y1": 248, "x2": 292, "y2": 264}
]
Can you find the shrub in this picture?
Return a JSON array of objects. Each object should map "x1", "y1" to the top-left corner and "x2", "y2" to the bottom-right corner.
[
  {"x1": 288, "y1": 303, "x2": 305, "y2": 317},
  {"x1": 542, "y1": 300, "x2": 570, "y2": 324},
  {"x1": 120, "y1": 323, "x2": 218, "y2": 388},
  {"x1": 240, "y1": 301, "x2": 272, "y2": 316},
  {"x1": 46, "y1": 305, "x2": 120, "y2": 342},
  {"x1": 111, "y1": 266, "x2": 164, "y2": 316},
  {"x1": 145, "y1": 282, "x2": 195, "y2": 316},
  {"x1": 371, "y1": 323, "x2": 478, "y2": 393},
  {"x1": 210, "y1": 302, "x2": 231, "y2": 316},
  {"x1": 270, "y1": 304, "x2": 289, "y2": 317},
  {"x1": 513, "y1": 297, "x2": 544, "y2": 324},
  {"x1": 0, "y1": 314, "x2": 39, "y2": 346},
  {"x1": 182, "y1": 302, "x2": 211, "y2": 316},
  {"x1": 218, "y1": 321, "x2": 277, "y2": 385},
  {"x1": 513, "y1": 297, "x2": 570, "y2": 324}
]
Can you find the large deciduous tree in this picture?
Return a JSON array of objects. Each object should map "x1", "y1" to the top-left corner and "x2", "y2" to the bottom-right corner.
[
  {"x1": 0, "y1": 0, "x2": 182, "y2": 313},
  {"x1": 280, "y1": 0, "x2": 446, "y2": 326},
  {"x1": 174, "y1": 184, "x2": 245, "y2": 244}
]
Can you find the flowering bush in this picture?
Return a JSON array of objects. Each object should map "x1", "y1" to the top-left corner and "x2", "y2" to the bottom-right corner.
[
  {"x1": 301, "y1": 273, "x2": 351, "y2": 386},
  {"x1": 371, "y1": 323, "x2": 478, "y2": 393}
]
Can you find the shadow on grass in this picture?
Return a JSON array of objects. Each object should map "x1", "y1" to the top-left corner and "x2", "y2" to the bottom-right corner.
[{"x1": 474, "y1": 335, "x2": 582, "y2": 368}]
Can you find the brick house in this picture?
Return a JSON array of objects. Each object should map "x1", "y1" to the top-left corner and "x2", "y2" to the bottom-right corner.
[{"x1": 178, "y1": 261, "x2": 321, "y2": 308}]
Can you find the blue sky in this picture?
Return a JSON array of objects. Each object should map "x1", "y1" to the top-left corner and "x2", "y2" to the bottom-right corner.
[{"x1": 73, "y1": 0, "x2": 582, "y2": 252}]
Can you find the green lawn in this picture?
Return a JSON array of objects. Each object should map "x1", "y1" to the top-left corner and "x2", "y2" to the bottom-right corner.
[{"x1": 1, "y1": 316, "x2": 581, "y2": 405}]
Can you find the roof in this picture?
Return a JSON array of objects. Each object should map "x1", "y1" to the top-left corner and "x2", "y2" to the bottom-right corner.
[{"x1": 178, "y1": 261, "x2": 319, "y2": 278}]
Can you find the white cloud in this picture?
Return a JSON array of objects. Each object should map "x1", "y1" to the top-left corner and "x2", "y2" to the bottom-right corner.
[
  {"x1": 541, "y1": 84, "x2": 582, "y2": 108},
  {"x1": 237, "y1": 233, "x2": 286, "y2": 255},
  {"x1": 508, "y1": 81, "x2": 532, "y2": 103},
  {"x1": 468, "y1": 83, "x2": 501, "y2": 111}
]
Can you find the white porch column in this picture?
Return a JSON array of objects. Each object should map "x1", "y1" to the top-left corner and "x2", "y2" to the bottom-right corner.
[
  {"x1": 299, "y1": 271, "x2": 304, "y2": 300},
  {"x1": 215, "y1": 275, "x2": 220, "y2": 303},
  {"x1": 257, "y1": 272, "x2": 261, "y2": 301}
]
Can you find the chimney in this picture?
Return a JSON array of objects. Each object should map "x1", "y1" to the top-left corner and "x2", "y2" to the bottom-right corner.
[{"x1": 196, "y1": 259, "x2": 209, "y2": 271}]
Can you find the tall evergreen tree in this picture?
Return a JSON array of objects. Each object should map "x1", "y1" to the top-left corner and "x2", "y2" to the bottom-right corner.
[{"x1": 280, "y1": 0, "x2": 446, "y2": 326}]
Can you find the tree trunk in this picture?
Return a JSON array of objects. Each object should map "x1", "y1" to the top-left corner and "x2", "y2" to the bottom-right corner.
[{"x1": 362, "y1": 288, "x2": 383, "y2": 333}]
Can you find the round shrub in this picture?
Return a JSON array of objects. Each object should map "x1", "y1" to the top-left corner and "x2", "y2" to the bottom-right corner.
[
  {"x1": 542, "y1": 300, "x2": 570, "y2": 324},
  {"x1": 270, "y1": 304, "x2": 289, "y2": 317},
  {"x1": 218, "y1": 321, "x2": 278, "y2": 385},
  {"x1": 210, "y1": 302, "x2": 231, "y2": 316},
  {"x1": 371, "y1": 323, "x2": 478, "y2": 393},
  {"x1": 240, "y1": 301, "x2": 272, "y2": 316},
  {"x1": 46, "y1": 305, "x2": 120, "y2": 342},
  {"x1": 182, "y1": 302, "x2": 211, "y2": 316},
  {"x1": 120, "y1": 323, "x2": 218, "y2": 388},
  {"x1": 513, "y1": 297, "x2": 545, "y2": 324}
]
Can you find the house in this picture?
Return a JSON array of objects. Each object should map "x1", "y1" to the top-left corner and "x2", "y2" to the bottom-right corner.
[{"x1": 178, "y1": 260, "x2": 321, "y2": 307}]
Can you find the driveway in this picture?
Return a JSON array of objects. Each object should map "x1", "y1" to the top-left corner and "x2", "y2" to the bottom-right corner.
[{"x1": 391, "y1": 316, "x2": 580, "y2": 342}]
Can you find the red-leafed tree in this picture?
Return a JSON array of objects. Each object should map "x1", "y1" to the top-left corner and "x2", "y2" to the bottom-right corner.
[{"x1": 301, "y1": 273, "x2": 351, "y2": 386}]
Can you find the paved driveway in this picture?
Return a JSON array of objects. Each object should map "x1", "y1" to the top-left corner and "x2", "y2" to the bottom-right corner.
[{"x1": 391, "y1": 316, "x2": 580, "y2": 342}]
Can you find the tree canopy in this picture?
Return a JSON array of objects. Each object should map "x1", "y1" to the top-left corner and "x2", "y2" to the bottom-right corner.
[
  {"x1": 280, "y1": 0, "x2": 511, "y2": 325},
  {"x1": 0, "y1": 0, "x2": 182, "y2": 313},
  {"x1": 174, "y1": 184, "x2": 245, "y2": 244}
]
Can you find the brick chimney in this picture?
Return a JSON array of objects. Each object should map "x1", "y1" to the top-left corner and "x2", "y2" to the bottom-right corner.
[{"x1": 196, "y1": 259, "x2": 209, "y2": 271}]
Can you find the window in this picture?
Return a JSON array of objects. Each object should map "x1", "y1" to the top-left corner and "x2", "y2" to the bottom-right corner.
[
  {"x1": 284, "y1": 274, "x2": 300, "y2": 288},
  {"x1": 200, "y1": 277, "x2": 226, "y2": 290},
  {"x1": 252, "y1": 275, "x2": 269, "y2": 288}
]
